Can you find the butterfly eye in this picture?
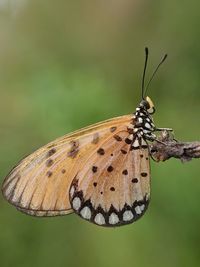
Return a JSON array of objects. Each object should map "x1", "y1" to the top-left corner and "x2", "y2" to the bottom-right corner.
[{"x1": 140, "y1": 100, "x2": 150, "y2": 109}]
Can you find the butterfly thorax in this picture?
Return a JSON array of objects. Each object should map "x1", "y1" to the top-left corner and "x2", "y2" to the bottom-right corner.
[{"x1": 127, "y1": 105, "x2": 156, "y2": 149}]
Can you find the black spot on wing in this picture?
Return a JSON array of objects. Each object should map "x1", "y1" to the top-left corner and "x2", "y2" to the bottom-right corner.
[
  {"x1": 125, "y1": 138, "x2": 132, "y2": 144},
  {"x1": 46, "y1": 159, "x2": 54, "y2": 167},
  {"x1": 122, "y1": 169, "x2": 128, "y2": 175},
  {"x1": 114, "y1": 135, "x2": 122, "y2": 141},
  {"x1": 67, "y1": 140, "x2": 79, "y2": 158},
  {"x1": 107, "y1": 166, "x2": 114, "y2": 172},
  {"x1": 121, "y1": 149, "x2": 127, "y2": 154},
  {"x1": 47, "y1": 148, "x2": 56, "y2": 157},
  {"x1": 92, "y1": 166, "x2": 98, "y2": 173},
  {"x1": 110, "y1": 127, "x2": 117, "y2": 133},
  {"x1": 97, "y1": 148, "x2": 105, "y2": 155},
  {"x1": 46, "y1": 171, "x2": 53, "y2": 177},
  {"x1": 141, "y1": 172, "x2": 148, "y2": 177}
]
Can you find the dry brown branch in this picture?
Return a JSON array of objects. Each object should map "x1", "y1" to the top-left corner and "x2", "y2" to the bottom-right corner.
[{"x1": 150, "y1": 130, "x2": 200, "y2": 162}]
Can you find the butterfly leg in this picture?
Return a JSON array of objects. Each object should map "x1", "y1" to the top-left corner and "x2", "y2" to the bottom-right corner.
[
  {"x1": 155, "y1": 128, "x2": 178, "y2": 142},
  {"x1": 155, "y1": 127, "x2": 173, "y2": 132},
  {"x1": 142, "y1": 137, "x2": 159, "y2": 162},
  {"x1": 143, "y1": 133, "x2": 172, "y2": 161}
]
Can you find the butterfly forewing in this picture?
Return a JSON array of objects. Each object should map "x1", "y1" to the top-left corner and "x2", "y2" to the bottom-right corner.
[
  {"x1": 69, "y1": 129, "x2": 150, "y2": 227},
  {"x1": 2, "y1": 115, "x2": 132, "y2": 217}
]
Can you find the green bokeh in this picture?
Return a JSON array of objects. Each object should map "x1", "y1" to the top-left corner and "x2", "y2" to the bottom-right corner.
[{"x1": 0, "y1": 1, "x2": 200, "y2": 267}]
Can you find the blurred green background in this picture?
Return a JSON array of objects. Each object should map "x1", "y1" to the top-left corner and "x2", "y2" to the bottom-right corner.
[{"x1": 0, "y1": 1, "x2": 200, "y2": 267}]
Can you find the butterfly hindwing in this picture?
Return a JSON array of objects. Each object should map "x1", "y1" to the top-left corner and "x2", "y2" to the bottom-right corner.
[
  {"x1": 69, "y1": 129, "x2": 150, "y2": 227},
  {"x1": 2, "y1": 115, "x2": 132, "y2": 216}
]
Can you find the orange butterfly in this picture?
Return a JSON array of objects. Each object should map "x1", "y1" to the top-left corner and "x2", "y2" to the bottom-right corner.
[{"x1": 2, "y1": 48, "x2": 169, "y2": 227}]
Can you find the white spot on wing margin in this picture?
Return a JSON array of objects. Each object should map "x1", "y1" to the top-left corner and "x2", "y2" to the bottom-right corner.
[
  {"x1": 72, "y1": 197, "x2": 81, "y2": 211},
  {"x1": 80, "y1": 206, "x2": 92, "y2": 219},
  {"x1": 123, "y1": 210, "x2": 134, "y2": 221},
  {"x1": 94, "y1": 213, "x2": 105, "y2": 225},
  {"x1": 109, "y1": 213, "x2": 119, "y2": 224}
]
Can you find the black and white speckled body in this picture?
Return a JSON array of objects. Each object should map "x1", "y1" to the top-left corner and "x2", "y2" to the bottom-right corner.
[{"x1": 126, "y1": 102, "x2": 157, "y2": 151}]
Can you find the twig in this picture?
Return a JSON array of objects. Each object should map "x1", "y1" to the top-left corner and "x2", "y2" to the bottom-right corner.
[{"x1": 150, "y1": 131, "x2": 200, "y2": 162}]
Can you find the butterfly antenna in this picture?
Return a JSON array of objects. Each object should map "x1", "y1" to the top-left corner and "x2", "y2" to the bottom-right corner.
[
  {"x1": 144, "y1": 53, "x2": 168, "y2": 96},
  {"x1": 141, "y1": 47, "x2": 149, "y2": 100}
]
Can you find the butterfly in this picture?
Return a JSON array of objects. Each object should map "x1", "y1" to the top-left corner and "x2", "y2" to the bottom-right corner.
[{"x1": 2, "y1": 48, "x2": 169, "y2": 227}]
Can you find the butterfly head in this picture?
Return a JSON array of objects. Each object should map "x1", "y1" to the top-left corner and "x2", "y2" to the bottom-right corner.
[{"x1": 140, "y1": 96, "x2": 155, "y2": 114}]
